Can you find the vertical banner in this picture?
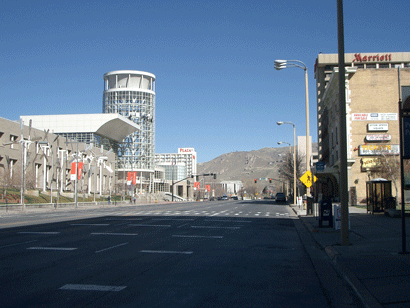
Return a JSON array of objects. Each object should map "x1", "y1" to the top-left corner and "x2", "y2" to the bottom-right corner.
[
  {"x1": 77, "y1": 162, "x2": 83, "y2": 180},
  {"x1": 71, "y1": 162, "x2": 84, "y2": 180},
  {"x1": 70, "y1": 162, "x2": 76, "y2": 180},
  {"x1": 132, "y1": 171, "x2": 137, "y2": 185},
  {"x1": 127, "y1": 172, "x2": 132, "y2": 185},
  {"x1": 206, "y1": 185, "x2": 211, "y2": 192},
  {"x1": 194, "y1": 182, "x2": 200, "y2": 190}
]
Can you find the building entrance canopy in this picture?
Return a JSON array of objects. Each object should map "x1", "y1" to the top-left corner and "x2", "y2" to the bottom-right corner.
[{"x1": 20, "y1": 114, "x2": 139, "y2": 142}]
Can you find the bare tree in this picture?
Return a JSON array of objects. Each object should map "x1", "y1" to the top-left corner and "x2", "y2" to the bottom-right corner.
[
  {"x1": 278, "y1": 151, "x2": 305, "y2": 197},
  {"x1": 371, "y1": 152, "x2": 400, "y2": 208}
]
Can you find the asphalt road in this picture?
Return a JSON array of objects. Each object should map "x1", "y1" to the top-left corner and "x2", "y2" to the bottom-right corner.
[{"x1": 0, "y1": 200, "x2": 362, "y2": 307}]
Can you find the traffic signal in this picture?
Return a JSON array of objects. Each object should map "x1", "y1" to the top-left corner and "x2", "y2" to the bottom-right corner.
[
  {"x1": 254, "y1": 179, "x2": 257, "y2": 183},
  {"x1": 213, "y1": 174, "x2": 217, "y2": 179},
  {"x1": 269, "y1": 178, "x2": 272, "y2": 183}
]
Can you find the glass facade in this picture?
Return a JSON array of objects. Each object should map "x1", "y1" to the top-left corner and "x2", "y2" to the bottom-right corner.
[{"x1": 103, "y1": 71, "x2": 156, "y2": 172}]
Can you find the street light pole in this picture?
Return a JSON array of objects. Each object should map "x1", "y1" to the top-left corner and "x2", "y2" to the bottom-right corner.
[
  {"x1": 277, "y1": 121, "x2": 297, "y2": 205},
  {"x1": 275, "y1": 59, "x2": 310, "y2": 196}
]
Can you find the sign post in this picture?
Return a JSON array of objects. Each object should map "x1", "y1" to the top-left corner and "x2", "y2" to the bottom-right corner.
[{"x1": 399, "y1": 96, "x2": 410, "y2": 254}]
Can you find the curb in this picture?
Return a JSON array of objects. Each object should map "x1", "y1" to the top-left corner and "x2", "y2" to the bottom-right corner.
[{"x1": 293, "y1": 206, "x2": 384, "y2": 308}]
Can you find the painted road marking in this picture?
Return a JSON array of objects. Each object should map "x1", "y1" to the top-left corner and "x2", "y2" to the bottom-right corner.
[
  {"x1": 191, "y1": 226, "x2": 241, "y2": 229},
  {"x1": 140, "y1": 250, "x2": 193, "y2": 255},
  {"x1": 0, "y1": 240, "x2": 37, "y2": 249},
  {"x1": 205, "y1": 219, "x2": 251, "y2": 223},
  {"x1": 18, "y1": 232, "x2": 60, "y2": 235},
  {"x1": 60, "y1": 284, "x2": 126, "y2": 292},
  {"x1": 91, "y1": 233, "x2": 138, "y2": 236},
  {"x1": 105, "y1": 218, "x2": 143, "y2": 221},
  {"x1": 177, "y1": 223, "x2": 190, "y2": 228},
  {"x1": 129, "y1": 224, "x2": 171, "y2": 227},
  {"x1": 27, "y1": 247, "x2": 77, "y2": 251},
  {"x1": 172, "y1": 235, "x2": 223, "y2": 239},
  {"x1": 71, "y1": 224, "x2": 110, "y2": 226},
  {"x1": 95, "y1": 242, "x2": 129, "y2": 253},
  {"x1": 152, "y1": 218, "x2": 195, "y2": 221}
]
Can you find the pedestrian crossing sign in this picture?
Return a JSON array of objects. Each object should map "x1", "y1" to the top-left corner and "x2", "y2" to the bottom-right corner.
[{"x1": 299, "y1": 171, "x2": 317, "y2": 188}]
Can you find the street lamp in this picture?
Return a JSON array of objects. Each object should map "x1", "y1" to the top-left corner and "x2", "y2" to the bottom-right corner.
[
  {"x1": 277, "y1": 121, "x2": 297, "y2": 205},
  {"x1": 277, "y1": 141, "x2": 291, "y2": 153},
  {"x1": 275, "y1": 59, "x2": 311, "y2": 196}
]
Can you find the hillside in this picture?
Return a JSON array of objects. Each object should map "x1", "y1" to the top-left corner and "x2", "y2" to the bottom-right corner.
[{"x1": 197, "y1": 147, "x2": 290, "y2": 183}]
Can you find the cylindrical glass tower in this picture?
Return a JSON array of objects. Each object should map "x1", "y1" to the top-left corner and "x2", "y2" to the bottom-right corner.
[{"x1": 103, "y1": 70, "x2": 156, "y2": 175}]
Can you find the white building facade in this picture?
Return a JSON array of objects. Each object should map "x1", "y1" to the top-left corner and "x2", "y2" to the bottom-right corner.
[{"x1": 103, "y1": 70, "x2": 156, "y2": 193}]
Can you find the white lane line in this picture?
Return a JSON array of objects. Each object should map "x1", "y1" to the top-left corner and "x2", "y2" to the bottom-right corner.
[
  {"x1": 0, "y1": 240, "x2": 38, "y2": 249},
  {"x1": 129, "y1": 224, "x2": 171, "y2": 227},
  {"x1": 95, "y1": 242, "x2": 129, "y2": 253},
  {"x1": 91, "y1": 233, "x2": 138, "y2": 236},
  {"x1": 105, "y1": 218, "x2": 143, "y2": 221},
  {"x1": 205, "y1": 219, "x2": 252, "y2": 223},
  {"x1": 172, "y1": 235, "x2": 223, "y2": 239},
  {"x1": 60, "y1": 284, "x2": 126, "y2": 292},
  {"x1": 140, "y1": 250, "x2": 193, "y2": 255},
  {"x1": 152, "y1": 218, "x2": 195, "y2": 221},
  {"x1": 177, "y1": 223, "x2": 190, "y2": 228},
  {"x1": 18, "y1": 232, "x2": 60, "y2": 235},
  {"x1": 27, "y1": 247, "x2": 77, "y2": 251},
  {"x1": 71, "y1": 224, "x2": 110, "y2": 226},
  {"x1": 191, "y1": 226, "x2": 241, "y2": 229}
]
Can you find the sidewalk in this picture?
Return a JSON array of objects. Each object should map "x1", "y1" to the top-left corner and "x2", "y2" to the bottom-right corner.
[{"x1": 292, "y1": 204, "x2": 410, "y2": 308}]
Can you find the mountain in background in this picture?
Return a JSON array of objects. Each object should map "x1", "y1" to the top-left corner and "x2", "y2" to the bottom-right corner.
[
  {"x1": 198, "y1": 144, "x2": 318, "y2": 185},
  {"x1": 197, "y1": 147, "x2": 290, "y2": 184}
]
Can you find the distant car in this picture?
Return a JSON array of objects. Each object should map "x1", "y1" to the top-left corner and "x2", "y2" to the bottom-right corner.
[
  {"x1": 221, "y1": 195, "x2": 229, "y2": 200},
  {"x1": 275, "y1": 193, "x2": 286, "y2": 202},
  {"x1": 231, "y1": 196, "x2": 238, "y2": 200}
]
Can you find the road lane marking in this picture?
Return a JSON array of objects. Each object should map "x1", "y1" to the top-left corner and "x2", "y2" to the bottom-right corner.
[
  {"x1": 18, "y1": 232, "x2": 60, "y2": 235},
  {"x1": 177, "y1": 223, "x2": 190, "y2": 228},
  {"x1": 191, "y1": 226, "x2": 241, "y2": 229},
  {"x1": 91, "y1": 233, "x2": 138, "y2": 236},
  {"x1": 95, "y1": 242, "x2": 129, "y2": 253},
  {"x1": 140, "y1": 250, "x2": 193, "y2": 254},
  {"x1": 27, "y1": 247, "x2": 77, "y2": 251},
  {"x1": 172, "y1": 235, "x2": 223, "y2": 239},
  {"x1": 152, "y1": 218, "x2": 195, "y2": 221},
  {"x1": 129, "y1": 224, "x2": 171, "y2": 227},
  {"x1": 71, "y1": 224, "x2": 110, "y2": 226},
  {"x1": 205, "y1": 219, "x2": 252, "y2": 223},
  {"x1": 0, "y1": 240, "x2": 38, "y2": 249},
  {"x1": 60, "y1": 284, "x2": 126, "y2": 292},
  {"x1": 105, "y1": 218, "x2": 143, "y2": 221}
]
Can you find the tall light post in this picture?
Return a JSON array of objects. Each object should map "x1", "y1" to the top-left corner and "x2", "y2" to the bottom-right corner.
[
  {"x1": 277, "y1": 141, "x2": 291, "y2": 153},
  {"x1": 277, "y1": 121, "x2": 297, "y2": 205},
  {"x1": 275, "y1": 59, "x2": 310, "y2": 196}
]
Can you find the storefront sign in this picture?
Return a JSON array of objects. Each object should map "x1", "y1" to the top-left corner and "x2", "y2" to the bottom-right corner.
[
  {"x1": 365, "y1": 134, "x2": 391, "y2": 141},
  {"x1": 352, "y1": 53, "x2": 392, "y2": 63},
  {"x1": 368, "y1": 123, "x2": 388, "y2": 131},
  {"x1": 359, "y1": 144, "x2": 400, "y2": 155},
  {"x1": 361, "y1": 158, "x2": 379, "y2": 169},
  {"x1": 352, "y1": 113, "x2": 397, "y2": 121}
]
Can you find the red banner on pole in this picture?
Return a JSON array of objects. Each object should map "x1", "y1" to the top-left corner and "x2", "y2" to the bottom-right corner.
[{"x1": 132, "y1": 171, "x2": 137, "y2": 185}]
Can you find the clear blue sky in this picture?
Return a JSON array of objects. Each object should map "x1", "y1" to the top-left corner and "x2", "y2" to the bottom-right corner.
[{"x1": 1, "y1": 0, "x2": 409, "y2": 163}]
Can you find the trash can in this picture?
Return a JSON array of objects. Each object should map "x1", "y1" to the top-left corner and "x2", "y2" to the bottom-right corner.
[
  {"x1": 319, "y1": 198, "x2": 333, "y2": 228},
  {"x1": 306, "y1": 196, "x2": 314, "y2": 215}
]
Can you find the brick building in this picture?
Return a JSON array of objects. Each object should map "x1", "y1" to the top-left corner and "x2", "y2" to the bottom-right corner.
[{"x1": 314, "y1": 52, "x2": 410, "y2": 204}]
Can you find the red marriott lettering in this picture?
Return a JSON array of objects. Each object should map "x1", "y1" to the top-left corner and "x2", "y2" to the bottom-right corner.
[{"x1": 352, "y1": 53, "x2": 392, "y2": 62}]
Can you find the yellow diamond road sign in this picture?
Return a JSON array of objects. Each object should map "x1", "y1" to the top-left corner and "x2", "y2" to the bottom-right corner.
[{"x1": 300, "y1": 171, "x2": 317, "y2": 188}]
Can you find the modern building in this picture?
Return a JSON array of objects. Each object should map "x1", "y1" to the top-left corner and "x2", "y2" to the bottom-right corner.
[
  {"x1": 0, "y1": 117, "x2": 116, "y2": 200},
  {"x1": 103, "y1": 70, "x2": 156, "y2": 193},
  {"x1": 155, "y1": 148, "x2": 198, "y2": 180},
  {"x1": 155, "y1": 148, "x2": 198, "y2": 200},
  {"x1": 314, "y1": 52, "x2": 410, "y2": 204}
]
